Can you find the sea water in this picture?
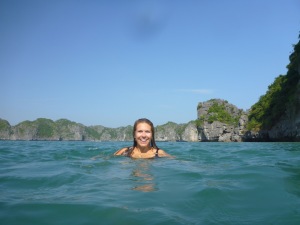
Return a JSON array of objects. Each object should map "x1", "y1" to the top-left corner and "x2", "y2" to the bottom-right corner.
[{"x1": 0, "y1": 141, "x2": 299, "y2": 225}]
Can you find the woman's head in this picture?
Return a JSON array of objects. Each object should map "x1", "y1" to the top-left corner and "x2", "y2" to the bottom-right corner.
[{"x1": 133, "y1": 118, "x2": 158, "y2": 149}]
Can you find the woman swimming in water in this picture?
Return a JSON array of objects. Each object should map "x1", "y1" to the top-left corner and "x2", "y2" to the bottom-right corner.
[{"x1": 114, "y1": 118, "x2": 171, "y2": 159}]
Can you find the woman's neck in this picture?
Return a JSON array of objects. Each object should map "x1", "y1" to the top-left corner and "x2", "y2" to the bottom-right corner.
[{"x1": 136, "y1": 145, "x2": 151, "y2": 153}]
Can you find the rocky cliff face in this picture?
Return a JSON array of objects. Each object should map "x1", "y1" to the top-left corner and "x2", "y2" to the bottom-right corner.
[
  {"x1": 156, "y1": 122, "x2": 180, "y2": 141},
  {"x1": 6, "y1": 119, "x2": 90, "y2": 141},
  {"x1": 0, "y1": 119, "x2": 11, "y2": 139},
  {"x1": 244, "y1": 38, "x2": 300, "y2": 141},
  {"x1": 252, "y1": 79, "x2": 300, "y2": 141},
  {"x1": 155, "y1": 121, "x2": 198, "y2": 142},
  {"x1": 196, "y1": 99, "x2": 248, "y2": 142},
  {"x1": 266, "y1": 64, "x2": 300, "y2": 140},
  {"x1": 90, "y1": 125, "x2": 133, "y2": 141},
  {"x1": 181, "y1": 122, "x2": 199, "y2": 142}
]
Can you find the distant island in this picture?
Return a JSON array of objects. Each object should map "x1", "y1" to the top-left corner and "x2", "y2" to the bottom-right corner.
[
  {"x1": 1, "y1": 35, "x2": 299, "y2": 142},
  {"x1": 0, "y1": 117, "x2": 199, "y2": 142}
]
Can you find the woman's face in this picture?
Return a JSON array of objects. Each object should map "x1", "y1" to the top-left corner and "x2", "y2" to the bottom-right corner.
[{"x1": 134, "y1": 122, "x2": 152, "y2": 148}]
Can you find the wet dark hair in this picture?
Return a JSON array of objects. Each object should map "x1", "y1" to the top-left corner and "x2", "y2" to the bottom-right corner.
[{"x1": 132, "y1": 118, "x2": 158, "y2": 149}]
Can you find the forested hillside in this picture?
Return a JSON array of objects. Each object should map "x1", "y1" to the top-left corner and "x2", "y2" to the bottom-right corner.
[{"x1": 247, "y1": 35, "x2": 300, "y2": 132}]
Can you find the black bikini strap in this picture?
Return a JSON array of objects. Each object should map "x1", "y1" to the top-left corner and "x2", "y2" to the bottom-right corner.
[
  {"x1": 155, "y1": 148, "x2": 159, "y2": 157},
  {"x1": 126, "y1": 146, "x2": 134, "y2": 157}
]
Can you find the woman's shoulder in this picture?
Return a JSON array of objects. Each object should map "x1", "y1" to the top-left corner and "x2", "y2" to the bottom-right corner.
[
  {"x1": 157, "y1": 148, "x2": 173, "y2": 158},
  {"x1": 114, "y1": 146, "x2": 132, "y2": 156}
]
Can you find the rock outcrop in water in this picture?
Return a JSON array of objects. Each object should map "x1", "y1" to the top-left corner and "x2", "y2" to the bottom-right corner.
[{"x1": 196, "y1": 99, "x2": 248, "y2": 142}]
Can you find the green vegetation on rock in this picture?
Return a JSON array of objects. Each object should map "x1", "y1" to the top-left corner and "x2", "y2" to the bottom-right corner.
[
  {"x1": 0, "y1": 119, "x2": 10, "y2": 130},
  {"x1": 156, "y1": 121, "x2": 177, "y2": 133},
  {"x1": 175, "y1": 123, "x2": 188, "y2": 136},
  {"x1": 197, "y1": 99, "x2": 241, "y2": 127},
  {"x1": 248, "y1": 36, "x2": 300, "y2": 131},
  {"x1": 84, "y1": 127, "x2": 100, "y2": 140},
  {"x1": 36, "y1": 118, "x2": 55, "y2": 138},
  {"x1": 207, "y1": 102, "x2": 239, "y2": 125}
]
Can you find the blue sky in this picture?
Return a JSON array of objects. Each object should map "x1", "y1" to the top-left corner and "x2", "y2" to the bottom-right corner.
[{"x1": 1, "y1": 0, "x2": 300, "y2": 128}]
